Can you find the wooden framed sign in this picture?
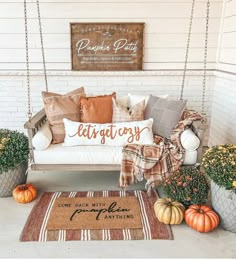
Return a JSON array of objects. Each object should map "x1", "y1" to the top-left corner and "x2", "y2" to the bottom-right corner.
[{"x1": 70, "y1": 23, "x2": 144, "y2": 71}]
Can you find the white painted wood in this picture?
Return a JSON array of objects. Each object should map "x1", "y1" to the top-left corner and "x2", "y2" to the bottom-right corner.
[
  {"x1": 219, "y1": 48, "x2": 236, "y2": 64},
  {"x1": 221, "y1": 32, "x2": 236, "y2": 48},
  {"x1": 217, "y1": 0, "x2": 236, "y2": 72},
  {"x1": 0, "y1": 0, "x2": 222, "y2": 72},
  {"x1": 0, "y1": 18, "x2": 221, "y2": 34},
  {"x1": 223, "y1": 15, "x2": 236, "y2": 32},
  {"x1": 0, "y1": 2, "x2": 222, "y2": 19}
]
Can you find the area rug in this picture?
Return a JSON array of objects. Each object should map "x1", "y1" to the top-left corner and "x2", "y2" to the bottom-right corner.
[{"x1": 20, "y1": 190, "x2": 173, "y2": 241}]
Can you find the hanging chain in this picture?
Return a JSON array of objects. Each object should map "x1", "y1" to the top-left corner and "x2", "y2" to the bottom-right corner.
[
  {"x1": 180, "y1": 0, "x2": 195, "y2": 100},
  {"x1": 24, "y1": 0, "x2": 32, "y2": 121},
  {"x1": 36, "y1": 0, "x2": 48, "y2": 92},
  {"x1": 201, "y1": 0, "x2": 210, "y2": 120}
]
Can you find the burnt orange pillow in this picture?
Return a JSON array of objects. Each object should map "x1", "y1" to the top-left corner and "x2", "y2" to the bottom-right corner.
[
  {"x1": 42, "y1": 87, "x2": 85, "y2": 144},
  {"x1": 80, "y1": 93, "x2": 116, "y2": 123}
]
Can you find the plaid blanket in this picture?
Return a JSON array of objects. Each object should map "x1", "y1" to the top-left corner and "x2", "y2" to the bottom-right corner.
[{"x1": 119, "y1": 110, "x2": 203, "y2": 192}]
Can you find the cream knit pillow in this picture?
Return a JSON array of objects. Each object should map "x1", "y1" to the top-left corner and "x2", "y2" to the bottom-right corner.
[{"x1": 112, "y1": 98, "x2": 145, "y2": 123}]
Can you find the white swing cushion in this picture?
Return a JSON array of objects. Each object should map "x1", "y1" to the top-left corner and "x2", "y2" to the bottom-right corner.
[
  {"x1": 33, "y1": 142, "x2": 198, "y2": 165},
  {"x1": 180, "y1": 128, "x2": 200, "y2": 151},
  {"x1": 34, "y1": 144, "x2": 123, "y2": 164},
  {"x1": 32, "y1": 121, "x2": 52, "y2": 151}
]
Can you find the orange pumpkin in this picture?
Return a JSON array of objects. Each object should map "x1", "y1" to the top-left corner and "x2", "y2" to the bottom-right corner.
[
  {"x1": 184, "y1": 204, "x2": 219, "y2": 233},
  {"x1": 12, "y1": 184, "x2": 37, "y2": 203}
]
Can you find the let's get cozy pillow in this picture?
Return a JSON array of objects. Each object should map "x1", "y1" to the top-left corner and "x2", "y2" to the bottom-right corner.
[{"x1": 63, "y1": 118, "x2": 154, "y2": 146}]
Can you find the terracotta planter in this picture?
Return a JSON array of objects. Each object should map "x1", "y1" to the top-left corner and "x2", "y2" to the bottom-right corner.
[
  {"x1": 0, "y1": 161, "x2": 28, "y2": 197},
  {"x1": 211, "y1": 180, "x2": 236, "y2": 233}
]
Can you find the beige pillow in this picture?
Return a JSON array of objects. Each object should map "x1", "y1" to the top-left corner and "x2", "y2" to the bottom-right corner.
[
  {"x1": 80, "y1": 93, "x2": 116, "y2": 123},
  {"x1": 42, "y1": 87, "x2": 85, "y2": 99},
  {"x1": 112, "y1": 98, "x2": 145, "y2": 123},
  {"x1": 43, "y1": 87, "x2": 85, "y2": 144}
]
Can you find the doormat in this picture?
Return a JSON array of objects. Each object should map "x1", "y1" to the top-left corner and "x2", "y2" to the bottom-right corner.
[{"x1": 20, "y1": 190, "x2": 173, "y2": 241}]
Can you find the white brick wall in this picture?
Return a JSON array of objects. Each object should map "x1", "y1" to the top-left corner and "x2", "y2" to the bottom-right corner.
[{"x1": 0, "y1": 71, "x2": 214, "y2": 146}]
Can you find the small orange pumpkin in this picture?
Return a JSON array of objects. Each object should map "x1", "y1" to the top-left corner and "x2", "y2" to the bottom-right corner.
[
  {"x1": 12, "y1": 184, "x2": 37, "y2": 203},
  {"x1": 184, "y1": 204, "x2": 219, "y2": 233}
]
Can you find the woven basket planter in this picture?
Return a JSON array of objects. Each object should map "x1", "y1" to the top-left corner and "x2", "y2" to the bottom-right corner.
[
  {"x1": 211, "y1": 180, "x2": 236, "y2": 233},
  {"x1": 0, "y1": 161, "x2": 28, "y2": 197}
]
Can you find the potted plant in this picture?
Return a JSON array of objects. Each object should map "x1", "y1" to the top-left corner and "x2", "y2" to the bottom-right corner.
[
  {"x1": 163, "y1": 166, "x2": 209, "y2": 207},
  {"x1": 0, "y1": 129, "x2": 29, "y2": 197},
  {"x1": 202, "y1": 144, "x2": 236, "y2": 232}
]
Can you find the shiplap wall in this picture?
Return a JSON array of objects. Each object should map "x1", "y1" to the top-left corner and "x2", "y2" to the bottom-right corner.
[
  {"x1": 217, "y1": 0, "x2": 236, "y2": 73},
  {"x1": 0, "y1": 0, "x2": 222, "y2": 71},
  {"x1": 0, "y1": 0, "x2": 223, "y2": 146},
  {"x1": 209, "y1": 0, "x2": 236, "y2": 145}
]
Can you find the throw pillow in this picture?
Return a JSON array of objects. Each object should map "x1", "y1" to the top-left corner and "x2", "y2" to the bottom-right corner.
[
  {"x1": 145, "y1": 95, "x2": 187, "y2": 138},
  {"x1": 112, "y1": 98, "x2": 145, "y2": 123},
  {"x1": 63, "y1": 118, "x2": 154, "y2": 146},
  {"x1": 128, "y1": 93, "x2": 168, "y2": 108},
  {"x1": 128, "y1": 93, "x2": 150, "y2": 108},
  {"x1": 32, "y1": 121, "x2": 52, "y2": 151},
  {"x1": 43, "y1": 88, "x2": 86, "y2": 144},
  {"x1": 42, "y1": 87, "x2": 85, "y2": 99},
  {"x1": 80, "y1": 92, "x2": 116, "y2": 123},
  {"x1": 116, "y1": 95, "x2": 129, "y2": 108},
  {"x1": 180, "y1": 128, "x2": 200, "y2": 151}
]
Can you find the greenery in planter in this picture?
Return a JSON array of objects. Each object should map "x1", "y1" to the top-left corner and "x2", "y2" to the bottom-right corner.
[
  {"x1": 163, "y1": 166, "x2": 209, "y2": 207},
  {"x1": 202, "y1": 144, "x2": 236, "y2": 193},
  {"x1": 0, "y1": 129, "x2": 29, "y2": 174}
]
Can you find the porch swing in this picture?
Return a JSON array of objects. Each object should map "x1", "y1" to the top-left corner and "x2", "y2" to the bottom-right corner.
[{"x1": 24, "y1": 0, "x2": 209, "y2": 172}]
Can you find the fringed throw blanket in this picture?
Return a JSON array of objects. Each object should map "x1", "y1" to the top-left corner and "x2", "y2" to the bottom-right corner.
[{"x1": 119, "y1": 110, "x2": 203, "y2": 192}]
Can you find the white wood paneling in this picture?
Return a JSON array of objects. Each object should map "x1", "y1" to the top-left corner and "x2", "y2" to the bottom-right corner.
[
  {"x1": 217, "y1": 0, "x2": 236, "y2": 73},
  {"x1": 0, "y1": 0, "x2": 222, "y2": 71},
  {"x1": 210, "y1": 0, "x2": 236, "y2": 145},
  {"x1": 0, "y1": 2, "x2": 222, "y2": 19}
]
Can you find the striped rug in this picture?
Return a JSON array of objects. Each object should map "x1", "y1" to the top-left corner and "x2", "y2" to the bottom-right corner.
[{"x1": 20, "y1": 190, "x2": 173, "y2": 241}]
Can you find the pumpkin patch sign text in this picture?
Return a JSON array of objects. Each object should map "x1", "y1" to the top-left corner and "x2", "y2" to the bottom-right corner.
[{"x1": 71, "y1": 23, "x2": 144, "y2": 71}]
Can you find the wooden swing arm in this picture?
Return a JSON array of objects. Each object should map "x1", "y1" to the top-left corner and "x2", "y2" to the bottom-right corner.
[{"x1": 24, "y1": 109, "x2": 46, "y2": 163}]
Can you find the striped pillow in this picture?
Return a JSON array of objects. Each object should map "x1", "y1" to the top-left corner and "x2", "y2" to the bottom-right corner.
[{"x1": 112, "y1": 98, "x2": 145, "y2": 123}]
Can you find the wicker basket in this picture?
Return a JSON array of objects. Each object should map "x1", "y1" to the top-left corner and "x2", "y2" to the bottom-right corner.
[
  {"x1": 211, "y1": 180, "x2": 236, "y2": 233},
  {"x1": 0, "y1": 161, "x2": 28, "y2": 197}
]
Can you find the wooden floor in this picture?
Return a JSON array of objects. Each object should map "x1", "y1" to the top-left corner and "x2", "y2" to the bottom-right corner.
[{"x1": 0, "y1": 170, "x2": 235, "y2": 258}]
